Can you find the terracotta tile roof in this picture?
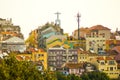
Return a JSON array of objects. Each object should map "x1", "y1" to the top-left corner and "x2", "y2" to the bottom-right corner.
[
  {"x1": 25, "y1": 56, "x2": 31, "y2": 61},
  {"x1": 97, "y1": 57, "x2": 104, "y2": 60},
  {"x1": 78, "y1": 51, "x2": 89, "y2": 54},
  {"x1": 29, "y1": 48, "x2": 36, "y2": 52},
  {"x1": 16, "y1": 55, "x2": 31, "y2": 61},
  {"x1": 38, "y1": 49, "x2": 45, "y2": 52},
  {"x1": 90, "y1": 25, "x2": 110, "y2": 30},
  {"x1": 97, "y1": 56, "x2": 114, "y2": 61},
  {"x1": 74, "y1": 27, "x2": 90, "y2": 34},
  {"x1": 64, "y1": 63, "x2": 83, "y2": 69},
  {"x1": 112, "y1": 46, "x2": 120, "y2": 54},
  {"x1": 16, "y1": 56, "x2": 23, "y2": 61},
  {"x1": 106, "y1": 40, "x2": 120, "y2": 45},
  {"x1": 105, "y1": 57, "x2": 113, "y2": 60},
  {"x1": 1, "y1": 32, "x2": 17, "y2": 36}
]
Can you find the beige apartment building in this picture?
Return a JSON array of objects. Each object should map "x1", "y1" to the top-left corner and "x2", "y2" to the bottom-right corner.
[
  {"x1": 73, "y1": 25, "x2": 111, "y2": 53},
  {"x1": 91, "y1": 56, "x2": 119, "y2": 79}
]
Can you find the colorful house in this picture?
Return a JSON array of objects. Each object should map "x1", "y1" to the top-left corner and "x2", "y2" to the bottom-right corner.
[
  {"x1": 62, "y1": 63, "x2": 85, "y2": 76},
  {"x1": 32, "y1": 49, "x2": 47, "y2": 70},
  {"x1": 91, "y1": 56, "x2": 119, "y2": 79}
]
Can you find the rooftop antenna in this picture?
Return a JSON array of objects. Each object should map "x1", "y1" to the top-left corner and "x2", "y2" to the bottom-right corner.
[
  {"x1": 55, "y1": 12, "x2": 61, "y2": 27},
  {"x1": 77, "y1": 12, "x2": 81, "y2": 40}
]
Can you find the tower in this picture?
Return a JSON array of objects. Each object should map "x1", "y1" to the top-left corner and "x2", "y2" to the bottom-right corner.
[
  {"x1": 77, "y1": 13, "x2": 81, "y2": 40},
  {"x1": 55, "y1": 12, "x2": 61, "y2": 26}
]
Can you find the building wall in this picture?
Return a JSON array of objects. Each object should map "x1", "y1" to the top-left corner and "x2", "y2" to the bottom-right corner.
[
  {"x1": 46, "y1": 35, "x2": 67, "y2": 44},
  {"x1": 32, "y1": 49, "x2": 47, "y2": 70},
  {"x1": 78, "y1": 53, "x2": 88, "y2": 63},
  {"x1": 47, "y1": 48, "x2": 66, "y2": 69},
  {"x1": 86, "y1": 37, "x2": 106, "y2": 53},
  {"x1": 47, "y1": 48, "x2": 78, "y2": 70},
  {"x1": 67, "y1": 49, "x2": 78, "y2": 63},
  {"x1": 0, "y1": 18, "x2": 12, "y2": 25},
  {"x1": 99, "y1": 30, "x2": 110, "y2": 40},
  {"x1": 91, "y1": 56, "x2": 119, "y2": 79}
]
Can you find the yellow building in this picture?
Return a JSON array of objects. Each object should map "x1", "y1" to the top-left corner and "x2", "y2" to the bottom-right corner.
[
  {"x1": 25, "y1": 29, "x2": 38, "y2": 48},
  {"x1": 78, "y1": 49, "x2": 98, "y2": 63},
  {"x1": 32, "y1": 49, "x2": 47, "y2": 70},
  {"x1": 91, "y1": 56, "x2": 119, "y2": 79},
  {"x1": 78, "y1": 50, "x2": 89, "y2": 63}
]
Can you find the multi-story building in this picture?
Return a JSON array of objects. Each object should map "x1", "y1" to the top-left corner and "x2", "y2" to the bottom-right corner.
[
  {"x1": 86, "y1": 25, "x2": 111, "y2": 53},
  {"x1": 62, "y1": 63, "x2": 85, "y2": 76},
  {"x1": 0, "y1": 18, "x2": 24, "y2": 41},
  {"x1": 47, "y1": 47, "x2": 66, "y2": 70},
  {"x1": 73, "y1": 27, "x2": 90, "y2": 39},
  {"x1": 78, "y1": 49, "x2": 98, "y2": 63},
  {"x1": 1, "y1": 36, "x2": 26, "y2": 52},
  {"x1": 47, "y1": 47, "x2": 78, "y2": 70},
  {"x1": 78, "y1": 50, "x2": 89, "y2": 63},
  {"x1": 67, "y1": 49, "x2": 78, "y2": 63},
  {"x1": 91, "y1": 56, "x2": 119, "y2": 79},
  {"x1": 37, "y1": 23, "x2": 63, "y2": 49},
  {"x1": 72, "y1": 25, "x2": 111, "y2": 53},
  {"x1": 32, "y1": 49, "x2": 47, "y2": 70}
]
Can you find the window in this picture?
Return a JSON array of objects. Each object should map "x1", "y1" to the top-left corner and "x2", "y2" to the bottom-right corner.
[
  {"x1": 109, "y1": 60, "x2": 115, "y2": 65},
  {"x1": 97, "y1": 40, "x2": 99, "y2": 42},
  {"x1": 110, "y1": 67, "x2": 113, "y2": 71},
  {"x1": 103, "y1": 44, "x2": 105, "y2": 46},
  {"x1": 101, "y1": 62, "x2": 105, "y2": 65}
]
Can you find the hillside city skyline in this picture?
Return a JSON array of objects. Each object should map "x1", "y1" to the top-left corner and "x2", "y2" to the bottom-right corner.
[{"x1": 1, "y1": 0, "x2": 120, "y2": 78}]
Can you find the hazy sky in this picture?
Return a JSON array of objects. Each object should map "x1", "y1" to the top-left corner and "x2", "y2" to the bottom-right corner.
[{"x1": 0, "y1": 0, "x2": 120, "y2": 39}]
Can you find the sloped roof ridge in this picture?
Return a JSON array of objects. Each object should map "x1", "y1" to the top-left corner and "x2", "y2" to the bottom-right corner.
[{"x1": 90, "y1": 25, "x2": 110, "y2": 30}]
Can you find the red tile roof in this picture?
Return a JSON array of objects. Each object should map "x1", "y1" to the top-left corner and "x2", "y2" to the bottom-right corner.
[
  {"x1": 1, "y1": 32, "x2": 17, "y2": 36},
  {"x1": 97, "y1": 57, "x2": 104, "y2": 60},
  {"x1": 105, "y1": 57, "x2": 113, "y2": 60},
  {"x1": 16, "y1": 55, "x2": 31, "y2": 61},
  {"x1": 16, "y1": 56, "x2": 23, "y2": 61},
  {"x1": 64, "y1": 63, "x2": 83, "y2": 69},
  {"x1": 97, "y1": 56, "x2": 113, "y2": 61},
  {"x1": 112, "y1": 46, "x2": 120, "y2": 54},
  {"x1": 90, "y1": 25, "x2": 110, "y2": 30},
  {"x1": 25, "y1": 56, "x2": 31, "y2": 60}
]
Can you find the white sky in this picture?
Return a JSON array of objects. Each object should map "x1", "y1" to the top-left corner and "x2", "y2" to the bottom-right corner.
[{"x1": 0, "y1": 0, "x2": 120, "y2": 39}]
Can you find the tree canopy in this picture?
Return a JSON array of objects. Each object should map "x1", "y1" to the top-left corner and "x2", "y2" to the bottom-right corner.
[
  {"x1": 0, "y1": 54, "x2": 57, "y2": 80},
  {"x1": 0, "y1": 54, "x2": 110, "y2": 80},
  {"x1": 81, "y1": 71, "x2": 110, "y2": 80}
]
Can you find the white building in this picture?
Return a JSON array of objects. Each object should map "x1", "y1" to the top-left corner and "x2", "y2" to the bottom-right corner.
[{"x1": 1, "y1": 36, "x2": 26, "y2": 52}]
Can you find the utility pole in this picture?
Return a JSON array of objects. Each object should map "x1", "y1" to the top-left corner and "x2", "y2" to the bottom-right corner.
[
  {"x1": 77, "y1": 13, "x2": 81, "y2": 40},
  {"x1": 55, "y1": 12, "x2": 61, "y2": 26}
]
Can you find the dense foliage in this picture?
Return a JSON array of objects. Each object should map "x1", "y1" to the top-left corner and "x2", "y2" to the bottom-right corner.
[
  {"x1": 56, "y1": 72, "x2": 82, "y2": 80},
  {"x1": 0, "y1": 54, "x2": 57, "y2": 80},
  {"x1": 81, "y1": 71, "x2": 110, "y2": 80},
  {"x1": 0, "y1": 55, "x2": 110, "y2": 80}
]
